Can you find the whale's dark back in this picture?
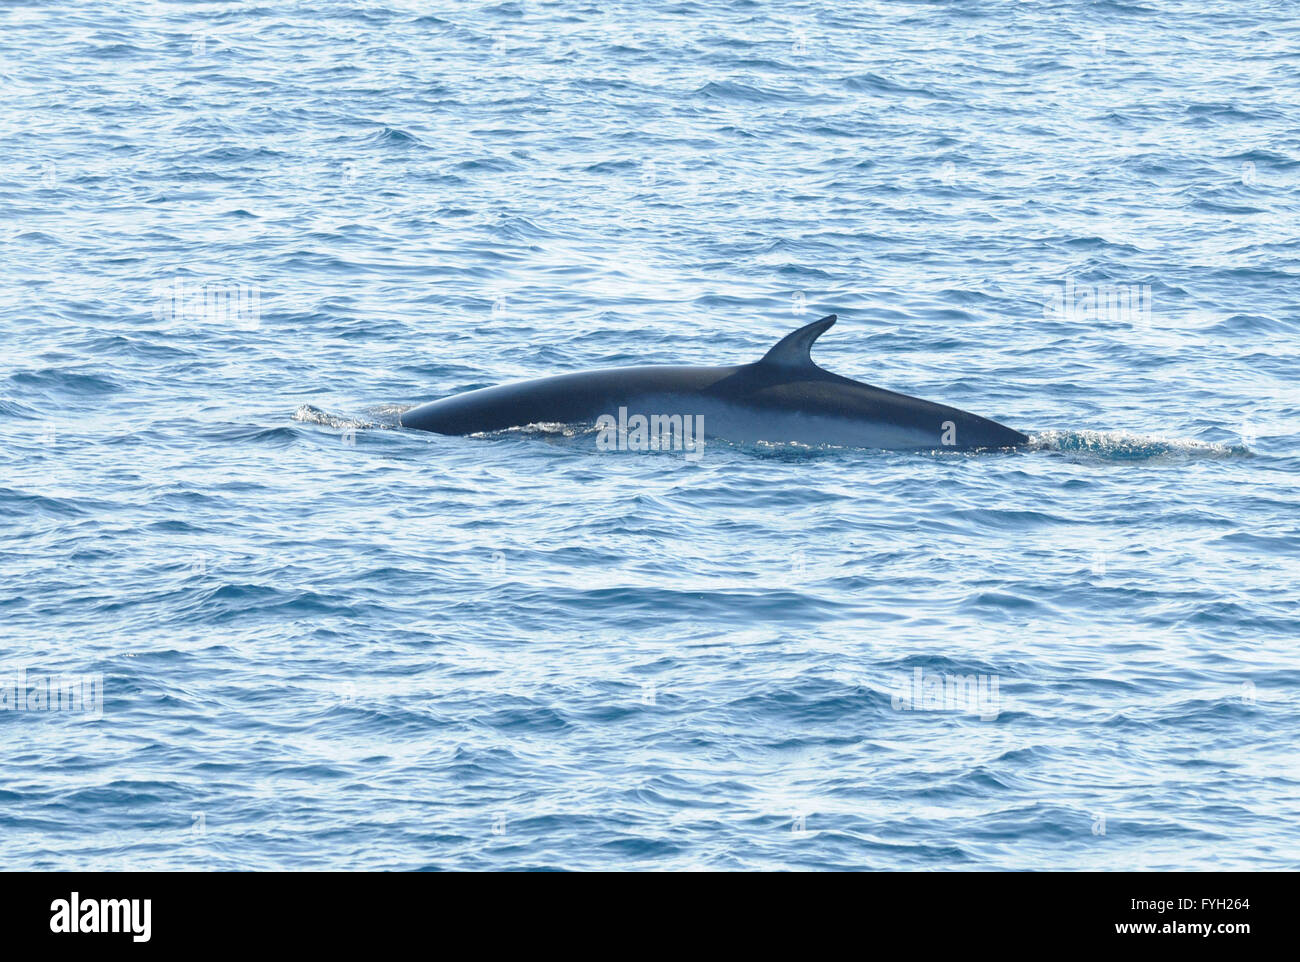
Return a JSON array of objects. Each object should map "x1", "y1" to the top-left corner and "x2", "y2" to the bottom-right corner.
[
  {"x1": 399, "y1": 364, "x2": 739, "y2": 434},
  {"x1": 400, "y1": 360, "x2": 1027, "y2": 448},
  {"x1": 399, "y1": 316, "x2": 1030, "y2": 449}
]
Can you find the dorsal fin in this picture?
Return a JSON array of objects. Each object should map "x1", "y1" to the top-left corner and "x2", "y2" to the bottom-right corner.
[{"x1": 759, "y1": 314, "x2": 836, "y2": 368}]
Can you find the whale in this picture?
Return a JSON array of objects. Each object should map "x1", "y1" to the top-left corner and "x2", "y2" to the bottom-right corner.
[{"x1": 399, "y1": 315, "x2": 1029, "y2": 450}]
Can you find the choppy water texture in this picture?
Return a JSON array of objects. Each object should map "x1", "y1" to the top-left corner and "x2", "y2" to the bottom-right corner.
[{"x1": 2, "y1": 1, "x2": 1298, "y2": 870}]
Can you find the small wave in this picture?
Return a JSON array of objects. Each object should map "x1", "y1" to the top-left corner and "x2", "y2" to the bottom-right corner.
[
  {"x1": 1030, "y1": 430, "x2": 1247, "y2": 461},
  {"x1": 694, "y1": 80, "x2": 796, "y2": 103},
  {"x1": 452, "y1": 156, "x2": 520, "y2": 173},
  {"x1": 366, "y1": 126, "x2": 426, "y2": 148},
  {"x1": 8, "y1": 369, "x2": 123, "y2": 396},
  {"x1": 843, "y1": 72, "x2": 942, "y2": 98},
  {"x1": 1207, "y1": 313, "x2": 1296, "y2": 334},
  {"x1": 292, "y1": 404, "x2": 401, "y2": 430}
]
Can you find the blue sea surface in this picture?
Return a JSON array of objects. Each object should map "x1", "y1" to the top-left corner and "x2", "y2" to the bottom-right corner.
[{"x1": 2, "y1": 1, "x2": 1298, "y2": 870}]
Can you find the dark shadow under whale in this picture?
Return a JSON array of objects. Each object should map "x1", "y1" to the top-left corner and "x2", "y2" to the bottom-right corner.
[{"x1": 400, "y1": 315, "x2": 1029, "y2": 450}]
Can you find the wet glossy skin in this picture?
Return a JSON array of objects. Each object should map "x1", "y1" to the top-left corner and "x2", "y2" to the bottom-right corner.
[{"x1": 400, "y1": 317, "x2": 1030, "y2": 450}]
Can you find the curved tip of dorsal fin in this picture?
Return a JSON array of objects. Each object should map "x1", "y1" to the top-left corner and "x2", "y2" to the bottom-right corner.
[{"x1": 759, "y1": 314, "x2": 837, "y2": 368}]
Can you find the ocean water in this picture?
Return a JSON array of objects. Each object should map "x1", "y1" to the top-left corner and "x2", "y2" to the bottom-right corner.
[{"x1": 2, "y1": 0, "x2": 1298, "y2": 871}]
